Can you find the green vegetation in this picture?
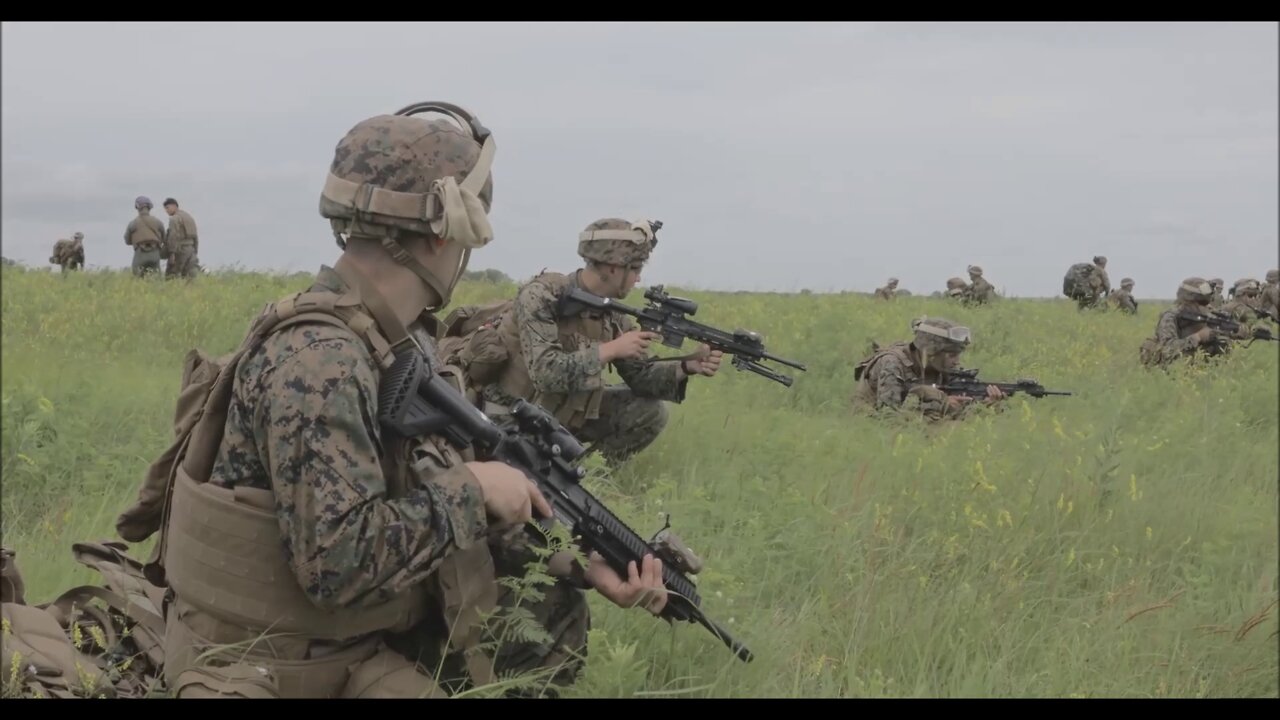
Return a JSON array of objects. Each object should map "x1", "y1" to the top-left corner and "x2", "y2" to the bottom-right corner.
[{"x1": 3, "y1": 265, "x2": 1276, "y2": 698}]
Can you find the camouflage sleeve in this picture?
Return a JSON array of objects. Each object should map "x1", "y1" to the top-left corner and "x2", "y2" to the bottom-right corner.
[
  {"x1": 124, "y1": 218, "x2": 136, "y2": 245},
  {"x1": 871, "y1": 353, "x2": 910, "y2": 411},
  {"x1": 515, "y1": 281, "x2": 606, "y2": 394},
  {"x1": 1155, "y1": 310, "x2": 1200, "y2": 357},
  {"x1": 260, "y1": 334, "x2": 489, "y2": 611}
]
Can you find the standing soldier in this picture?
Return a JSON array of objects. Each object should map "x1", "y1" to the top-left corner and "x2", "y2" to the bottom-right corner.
[
  {"x1": 162, "y1": 198, "x2": 200, "y2": 279},
  {"x1": 1063, "y1": 256, "x2": 1110, "y2": 309},
  {"x1": 1108, "y1": 277, "x2": 1138, "y2": 314},
  {"x1": 123, "y1": 196, "x2": 167, "y2": 276},
  {"x1": 1260, "y1": 269, "x2": 1279, "y2": 317},
  {"x1": 874, "y1": 277, "x2": 899, "y2": 300},
  {"x1": 49, "y1": 232, "x2": 85, "y2": 271},
  {"x1": 963, "y1": 265, "x2": 997, "y2": 304}
]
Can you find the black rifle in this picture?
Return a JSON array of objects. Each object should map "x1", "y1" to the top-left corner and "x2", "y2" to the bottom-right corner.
[
  {"x1": 1178, "y1": 308, "x2": 1278, "y2": 346},
  {"x1": 560, "y1": 284, "x2": 807, "y2": 387},
  {"x1": 939, "y1": 367, "x2": 1072, "y2": 399},
  {"x1": 377, "y1": 348, "x2": 752, "y2": 663}
]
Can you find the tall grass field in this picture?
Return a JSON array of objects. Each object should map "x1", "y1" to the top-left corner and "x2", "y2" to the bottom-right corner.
[{"x1": 2, "y1": 264, "x2": 1277, "y2": 698}]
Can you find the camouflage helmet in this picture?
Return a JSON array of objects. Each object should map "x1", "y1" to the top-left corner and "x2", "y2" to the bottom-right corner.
[
  {"x1": 946, "y1": 276, "x2": 967, "y2": 291},
  {"x1": 319, "y1": 101, "x2": 496, "y2": 307},
  {"x1": 1176, "y1": 277, "x2": 1214, "y2": 305},
  {"x1": 1232, "y1": 277, "x2": 1261, "y2": 297},
  {"x1": 967, "y1": 265, "x2": 983, "y2": 276},
  {"x1": 577, "y1": 217, "x2": 661, "y2": 266},
  {"x1": 1267, "y1": 269, "x2": 1279, "y2": 284},
  {"x1": 911, "y1": 316, "x2": 971, "y2": 355},
  {"x1": 1209, "y1": 278, "x2": 1223, "y2": 290},
  {"x1": 72, "y1": 232, "x2": 83, "y2": 240},
  {"x1": 1092, "y1": 256, "x2": 1107, "y2": 266},
  {"x1": 1120, "y1": 277, "x2": 1134, "y2": 289},
  {"x1": 887, "y1": 277, "x2": 899, "y2": 286},
  {"x1": 134, "y1": 195, "x2": 152, "y2": 210}
]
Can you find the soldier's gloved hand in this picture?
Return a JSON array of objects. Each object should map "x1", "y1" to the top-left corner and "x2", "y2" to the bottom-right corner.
[
  {"x1": 468, "y1": 461, "x2": 552, "y2": 528},
  {"x1": 984, "y1": 385, "x2": 1007, "y2": 404},
  {"x1": 584, "y1": 551, "x2": 668, "y2": 615},
  {"x1": 1191, "y1": 327, "x2": 1217, "y2": 346},
  {"x1": 601, "y1": 330, "x2": 661, "y2": 363}
]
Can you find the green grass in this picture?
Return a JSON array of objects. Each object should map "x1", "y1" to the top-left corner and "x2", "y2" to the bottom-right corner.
[{"x1": 2, "y1": 264, "x2": 1276, "y2": 698}]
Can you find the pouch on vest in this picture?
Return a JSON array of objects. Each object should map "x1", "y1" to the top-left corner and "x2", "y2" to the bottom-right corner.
[{"x1": 440, "y1": 300, "x2": 514, "y2": 388}]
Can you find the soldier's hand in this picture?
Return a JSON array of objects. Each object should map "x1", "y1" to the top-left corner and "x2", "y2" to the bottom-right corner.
[
  {"x1": 468, "y1": 461, "x2": 552, "y2": 528},
  {"x1": 601, "y1": 330, "x2": 661, "y2": 363},
  {"x1": 584, "y1": 551, "x2": 668, "y2": 615},
  {"x1": 946, "y1": 394, "x2": 974, "y2": 412},
  {"x1": 1191, "y1": 327, "x2": 1217, "y2": 345},
  {"x1": 984, "y1": 385, "x2": 1007, "y2": 403},
  {"x1": 681, "y1": 344, "x2": 723, "y2": 377}
]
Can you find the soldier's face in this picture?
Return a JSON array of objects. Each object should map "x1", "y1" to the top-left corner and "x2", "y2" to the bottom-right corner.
[
  {"x1": 165, "y1": 205, "x2": 177, "y2": 216},
  {"x1": 929, "y1": 350, "x2": 961, "y2": 372}
]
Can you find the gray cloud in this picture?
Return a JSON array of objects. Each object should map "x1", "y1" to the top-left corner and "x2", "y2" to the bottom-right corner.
[{"x1": 2, "y1": 21, "x2": 1275, "y2": 296}]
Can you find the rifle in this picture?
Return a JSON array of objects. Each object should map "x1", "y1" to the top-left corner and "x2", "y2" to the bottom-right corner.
[
  {"x1": 377, "y1": 347, "x2": 753, "y2": 663},
  {"x1": 1178, "y1": 308, "x2": 1278, "y2": 346},
  {"x1": 938, "y1": 367, "x2": 1072, "y2": 399},
  {"x1": 560, "y1": 284, "x2": 807, "y2": 387}
]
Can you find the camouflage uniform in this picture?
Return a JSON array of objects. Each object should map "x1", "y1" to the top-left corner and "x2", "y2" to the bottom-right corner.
[
  {"x1": 1259, "y1": 269, "x2": 1279, "y2": 317},
  {"x1": 874, "y1": 278, "x2": 898, "y2": 300},
  {"x1": 1208, "y1": 278, "x2": 1225, "y2": 308},
  {"x1": 963, "y1": 265, "x2": 996, "y2": 304},
  {"x1": 475, "y1": 219, "x2": 686, "y2": 466},
  {"x1": 851, "y1": 317, "x2": 979, "y2": 421},
  {"x1": 124, "y1": 196, "x2": 167, "y2": 276},
  {"x1": 1108, "y1": 278, "x2": 1138, "y2": 314},
  {"x1": 945, "y1": 276, "x2": 969, "y2": 301},
  {"x1": 119, "y1": 103, "x2": 594, "y2": 699},
  {"x1": 1219, "y1": 279, "x2": 1271, "y2": 334},
  {"x1": 49, "y1": 233, "x2": 85, "y2": 271},
  {"x1": 1140, "y1": 277, "x2": 1228, "y2": 368},
  {"x1": 163, "y1": 199, "x2": 200, "y2": 278}
]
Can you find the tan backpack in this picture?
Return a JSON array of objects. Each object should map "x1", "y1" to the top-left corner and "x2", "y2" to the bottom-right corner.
[
  {"x1": 2, "y1": 542, "x2": 167, "y2": 698},
  {"x1": 436, "y1": 299, "x2": 515, "y2": 390}
]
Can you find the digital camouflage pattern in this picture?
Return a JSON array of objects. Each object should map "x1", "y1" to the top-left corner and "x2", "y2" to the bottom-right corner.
[
  {"x1": 1141, "y1": 278, "x2": 1222, "y2": 368},
  {"x1": 479, "y1": 269, "x2": 686, "y2": 464},
  {"x1": 965, "y1": 274, "x2": 997, "y2": 304},
  {"x1": 576, "y1": 218, "x2": 656, "y2": 266},
  {"x1": 850, "y1": 341, "x2": 964, "y2": 421},
  {"x1": 1262, "y1": 270, "x2": 1279, "y2": 317},
  {"x1": 1109, "y1": 278, "x2": 1137, "y2": 314},
  {"x1": 1208, "y1": 278, "x2": 1225, "y2": 308},
  {"x1": 208, "y1": 266, "x2": 488, "y2": 609}
]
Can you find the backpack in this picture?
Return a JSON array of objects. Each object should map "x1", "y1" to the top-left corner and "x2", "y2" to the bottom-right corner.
[
  {"x1": 437, "y1": 299, "x2": 514, "y2": 389},
  {"x1": 1062, "y1": 263, "x2": 1095, "y2": 298},
  {"x1": 114, "y1": 289, "x2": 388, "y2": 586},
  {"x1": 2, "y1": 541, "x2": 167, "y2": 698}
]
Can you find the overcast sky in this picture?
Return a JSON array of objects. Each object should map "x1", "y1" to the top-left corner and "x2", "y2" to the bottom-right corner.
[{"x1": 3, "y1": 21, "x2": 1276, "y2": 296}]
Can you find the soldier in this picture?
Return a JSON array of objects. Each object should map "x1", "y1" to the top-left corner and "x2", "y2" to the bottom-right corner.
[
  {"x1": 117, "y1": 102, "x2": 669, "y2": 699},
  {"x1": 963, "y1": 265, "x2": 997, "y2": 304},
  {"x1": 1108, "y1": 277, "x2": 1138, "y2": 314},
  {"x1": 162, "y1": 198, "x2": 200, "y2": 279},
  {"x1": 1220, "y1": 278, "x2": 1272, "y2": 334},
  {"x1": 874, "y1": 278, "x2": 899, "y2": 300},
  {"x1": 49, "y1": 232, "x2": 85, "y2": 271},
  {"x1": 1261, "y1": 269, "x2": 1279, "y2": 317},
  {"x1": 944, "y1": 276, "x2": 969, "y2": 301},
  {"x1": 1208, "y1": 278, "x2": 1226, "y2": 307},
  {"x1": 451, "y1": 218, "x2": 723, "y2": 467},
  {"x1": 1139, "y1": 277, "x2": 1227, "y2": 368},
  {"x1": 850, "y1": 316, "x2": 1006, "y2": 421},
  {"x1": 1063, "y1": 256, "x2": 1110, "y2": 309},
  {"x1": 123, "y1": 196, "x2": 167, "y2": 276}
]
